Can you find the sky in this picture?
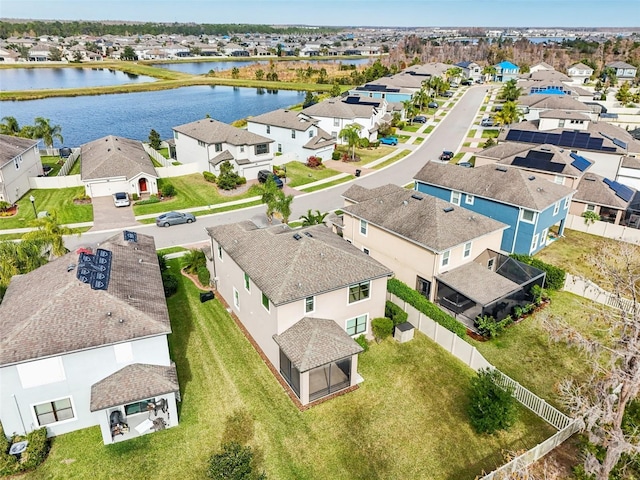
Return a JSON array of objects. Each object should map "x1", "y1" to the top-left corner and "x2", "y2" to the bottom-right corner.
[{"x1": 1, "y1": 0, "x2": 639, "y2": 28}]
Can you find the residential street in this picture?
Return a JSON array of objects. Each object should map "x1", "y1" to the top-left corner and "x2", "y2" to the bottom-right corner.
[{"x1": 64, "y1": 86, "x2": 487, "y2": 251}]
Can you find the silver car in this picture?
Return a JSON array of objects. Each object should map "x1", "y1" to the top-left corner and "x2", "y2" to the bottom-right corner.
[{"x1": 155, "y1": 211, "x2": 196, "y2": 227}]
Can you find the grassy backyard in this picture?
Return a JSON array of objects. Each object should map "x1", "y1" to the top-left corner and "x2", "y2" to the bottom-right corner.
[
  {"x1": 279, "y1": 161, "x2": 341, "y2": 187},
  {"x1": 334, "y1": 145, "x2": 395, "y2": 166},
  {"x1": 24, "y1": 263, "x2": 553, "y2": 480},
  {"x1": 481, "y1": 129, "x2": 500, "y2": 138}
]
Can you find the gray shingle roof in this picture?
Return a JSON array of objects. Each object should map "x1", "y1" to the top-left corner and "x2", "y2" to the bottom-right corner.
[
  {"x1": 606, "y1": 61, "x2": 636, "y2": 70},
  {"x1": 0, "y1": 232, "x2": 171, "y2": 366},
  {"x1": 574, "y1": 173, "x2": 635, "y2": 209},
  {"x1": 303, "y1": 128, "x2": 336, "y2": 150},
  {"x1": 414, "y1": 163, "x2": 574, "y2": 211},
  {"x1": 302, "y1": 96, "x2": 384, "y2": 120},
  {"x1": 210, "y1": 149, "x2": 234, "y2": 166},
  {"x1": 272, "y1": 318, "x2": 363, "y2": 372},
  {"x1": 342, "y1": 184, "x2": 404, "y2": 204},
  {"x1": 0, "y1": 134, "x2": 38, "y2": 168},
  {"x1": 436, "y1": 262, "x2": 521, "y2": 305},
  {"x1": 569, "y1": 63, "x2": 594, "y2": 72},
  {"x1": 81, "y1": 135, "x2": 157, "y2": 181},
  {"x1": 342, "y1": 185, "x2": 507, "y2": 252},
  {"x1": 249, "y1": 109, "x2": 318, "y2": 131},
  {"x1": 538, "y1": 110, "x2": 591, "y2": 121},
  {"x1": 90, "y1": 363, "x2": 179, "y2": 411},
  {"x1": 173, "y1": 118, "x2": 273, "y2": 146},
  {"x1": 518, "y1": 95, "x2": 591, "y2": 111},
  {"x1": 207, "y1": 221, "x2": 391, "y2": 305}
]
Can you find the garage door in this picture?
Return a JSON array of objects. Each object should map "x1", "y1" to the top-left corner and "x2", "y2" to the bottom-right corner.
[{"x1": 86, "y1": 180, "x2": 129, "y2": 198}]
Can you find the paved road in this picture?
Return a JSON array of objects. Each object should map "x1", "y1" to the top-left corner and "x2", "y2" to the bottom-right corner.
[{"x1": 64, "y1": 86, "x2": 487, "y2": 251}]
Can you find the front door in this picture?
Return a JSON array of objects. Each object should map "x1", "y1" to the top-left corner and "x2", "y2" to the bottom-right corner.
[{"x1": 139, "y1": 178, "x2": 148, "y2": 193}]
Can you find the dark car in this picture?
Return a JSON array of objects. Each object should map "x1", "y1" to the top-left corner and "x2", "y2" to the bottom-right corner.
[
  {"x1": 427, "y1": 101, "x2": 439, "y2": 109},
  {"x1": 257, "y1": 170, "x2": 284, "y2": 188},
  {"x1": 461, "y1": 79, "x2": 473, "y2": 86},
  {"x1": 412, "y1": 115, "x2": 427, "y2": 124},
  {"x1": 441, "y1": 91, "x2": 453, "y2": 97},
  {"x1": 439, "y1": 150, "x2": 454, "y2": 161},
  {"x1": 155, "y1": 211, "x2": 196, "y2": 227},
  {"x1": 379, "y1": 136, "x2": 398, "y2": 146}
]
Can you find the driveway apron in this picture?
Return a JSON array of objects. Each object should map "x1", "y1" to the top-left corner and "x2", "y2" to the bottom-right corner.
[{"x1": 90, "y1": 196, "x2": 139, "y2": 231}]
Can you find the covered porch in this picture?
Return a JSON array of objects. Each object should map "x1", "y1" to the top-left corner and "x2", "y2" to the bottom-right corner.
[
  {"x1": 90, "y1": 363, "x2": 180, "y2": 444},
  {"x1": 273, "y1": 317, "x2": 364, "y2": 405}
]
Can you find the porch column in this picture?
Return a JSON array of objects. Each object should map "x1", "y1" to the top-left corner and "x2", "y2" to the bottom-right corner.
[
  {"x1": 350, "y1": 354, "x2": 359, "y2": 386},
  {"x1": 557, "y1": 218, "x2": 566, "y2": 236},
  {"x1": 300, "y1": 372, "x2": 310, "y2": 405},
  {"x1": 99, "y1": 410, "x2": 113, "y2": 444}
]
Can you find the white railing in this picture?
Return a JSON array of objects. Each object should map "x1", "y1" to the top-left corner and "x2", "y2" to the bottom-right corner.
[
  {"x1": 58, "y1": 149, "x2": 81, "y2": 176},
  {"x1": 143, "y1": 143, "x2": 171, "y2": 167}
]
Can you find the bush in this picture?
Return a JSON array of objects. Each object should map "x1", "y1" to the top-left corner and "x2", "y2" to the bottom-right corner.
[
  {"x1": 207, "y1": 442, "x2": 266, "y2": 480},
  {"x1": 203, "y1": 171, "x2": 217, "y2": 183},
  {"x1": 371, "y1": 317, "x2": 393, "y2": 342},
  {"x1": 217, "y1": 160, "x2": 244, "y2": 190},
  {"x1": 0, "y1": 425, "x2": 49, "y2": 476},
  {"x1": 306, "y1": 156, "x2": 322, "y2": 168},
  {"x1": 73, "y1": 193, "x2": 90, "y2": 202},
  {"x1": 331, "y1": 151, "x2": 341, "y2": 161},
  {"x1": 474, "y1": 314, "x2": 512, "y2": 338},
  {"x1": 161, "y1": 183, "x2": 176, "y2": 197},
  {"x1": 197, "y1": 266, "x2": 211, "y2": 286},
  {"x1": 369, "y1": 141, "x2": 380, "y2": 148},
  {"x1": 510, "y1": 254, "x2": 565, "y2": 290},
  {"x1": 354, "y1": 334, "x2": 369, "y2": 352},
  {"x1": 237, "y1": 176, "x2": 247, "y2": 185},
  {"x1": 184, "y1": 249, "x2": 207, "y2": 274},
  {"x1": 385, "y1": 300, "x2": 408, "y2": 326},
  {"x1": 162, "y1": 270, "x2": 179, "y2": 297},
  {"x1": 134, "y1": 195, "x2": 160, "y2": 205},
  {"x1": 387, "y1": 278, "x2": 467, "y2": 337},
  {"x1": 358, "y1": 138, "x2": 370, "y2": 148},
  {"x1": 467, "y1": 368, "x2": 517, "y2": 434},
  {"x1": 131, "y1": 193, "x2": 139, "y2": 201}
]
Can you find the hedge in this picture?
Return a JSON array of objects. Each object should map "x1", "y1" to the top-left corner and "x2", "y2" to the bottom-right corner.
[
  {"x1": 385, "y1": 300, "x2": 408, "y2": 326},
  {"x1": 371, "y1": 317, "x2": 393, "y2": 342},
  {"x1": 197, "y1": 265, "x2": 211, "y2": 287},
  {"x1": 510, "y1": 254, "x2": 565, "y2": 291},
  {"x1": 387, "y1": 278, "x2": 467, "y2": 338},
  {"x1": 0, "y1": 424, "x2": 49, "y2": 476}
]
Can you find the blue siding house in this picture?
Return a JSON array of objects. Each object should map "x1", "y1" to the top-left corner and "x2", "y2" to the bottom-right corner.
[
  {"x1": 494, "y1": 61, "x2": 520, "y2": 82},
  {"x1": 413, "y1": 163, "x2": 575, "y2": 254}
]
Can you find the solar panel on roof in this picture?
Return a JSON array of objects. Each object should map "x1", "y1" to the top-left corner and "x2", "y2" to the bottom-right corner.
[
  {"x1": 123, "y1": 230, "x2": 137, "y2": 243},
  {"x1": 613, "y1": 138, "x2": 628, "y2": 150},
  {"x1": 573, "y1": 136, "x2": 590, "y2": 148},
  {"x1": 513, "y1": 155, "x2": 565, "y2": 173},
  {"x1": 76, "y1": 248, "x2": 112, "y2": 290},
  {"x1": 528, "y1": 150, "x2": 554, "y2": 162},
  {"x1": 569, "y1": 152, "x2": 592, "y2": 172},
  {"x1": 532, "y1": 132, "x2": 549, "y2": 144},
  {"x1": 604, "y1": 178, "x2": 634, "y2": 202},
  {"x1": 506, "y1": 130, "x2": 520, "y2": 142},
  {"x1": 587, "y1": 138, "x2": 603, "y2": 149},
  {"x1": 520, "y1": 131, "x2": 535, "y2": 143}
]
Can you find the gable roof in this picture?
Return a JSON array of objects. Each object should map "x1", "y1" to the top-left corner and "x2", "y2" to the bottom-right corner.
[
  {"x1": 606, "y1": 61, "x2": 636, "y2": 70},
  {"x1": 495, "y1": 61, "x2": 519, "y2": 70},
  {"x1": 342, "y1": 183, "x2": 403, "y2": 204},
  {"x1": 342, "y1": 185, "x2": 507, "y2": 252},
  {"x1": 303, "y1": 129, "x2": 336, "y2": 150},
  {"x1": 173, "y1": 118, "x2": 273, "y2": 146},
  {"x1": 414, "y1": 162, "x2": 574, "y2": 211},
  {"x1": 248, "y1": 109, "x2": 318, "y2": 131},
  {"x1": 207, "y1": 221, "x2": 391, "y2": 306},
  {"x1": 302, "y1": 96, "x2": 384, "y2": 120},
  {"x1": 538, "y1": 110, "x2": 591, "y2": 121},
  {"x1": 569, "y1": 62, "x2": 594, "y2": 72},
  {"x1": 518, "y1": 94, "x2": 591, "y2": 111},
  {"x1": 574, "y1": 173, "x2": 636, "y2": 209},
  {"x1": 0, "y1": 232, "x2": 171, "y2": 366},
  {"x1": 81, "y1": 135, "x2": 157, "y2": 181},
  {"x1": 0, "y1": 134, "x2": 38, "y2": 168},
  {"x1": 273, "y1": 318, "x2": 363, "y2": 372}
]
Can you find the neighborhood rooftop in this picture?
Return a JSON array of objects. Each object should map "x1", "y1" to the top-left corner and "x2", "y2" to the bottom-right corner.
[
  {"x1": 0, "y1": 133, "x2": 38, "y2": 167},
  {"x1": 173, "y1": 118, "x2": 273, "y2": 145},
  {"x1": 80, "y1": 135, "x2": 157, "y2": 181}
]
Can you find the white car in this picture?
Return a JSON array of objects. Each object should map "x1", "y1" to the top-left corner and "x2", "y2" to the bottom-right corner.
[{"x1": 113, "y1": 192, "x2": 130, "y2": 207}]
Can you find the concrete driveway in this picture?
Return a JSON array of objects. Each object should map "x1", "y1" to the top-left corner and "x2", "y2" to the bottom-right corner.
[{"x1": 90, "y1": 196, "x2": 139, "y2": 231}]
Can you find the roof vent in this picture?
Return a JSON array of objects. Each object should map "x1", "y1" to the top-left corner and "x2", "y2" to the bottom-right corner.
[
  {"x1": 304, "y1": 232, "x2": 313, "y2": 238},
  {"x1": 540, "y1": 147, "x2": 551, "y2": 151},
  {"x1": 443, "y1": 206, "x2": 454, "y2": 213},
  {"x1": 584, "y1": 176, "x2": 596, "y2": 182},
  {"x1": 496, "y1": 166, "x2": 508, "y2": 172},
  {"x1": 67, "y1": 264, "x2": 76, "y2": 272},
  {"x1": 528, "y1": 175, "x2": 536, "y2": 181},
  {"x1": 293, "y1": 233, "x2": 302, "y2": 240},
  {"x1": 107, "y1": 311, "x2": 112, "y2": 317},
  {"x1": 402, "y1": 200, "x2": 408, "y2": 205},
  {"x1": 411, "y1": 194, "x2": 423, "y2": 200}
]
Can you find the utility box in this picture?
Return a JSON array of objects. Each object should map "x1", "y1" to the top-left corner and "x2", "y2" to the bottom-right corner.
[{"x1": 394, "y1": 322, "x2": 415, "y2": 343}]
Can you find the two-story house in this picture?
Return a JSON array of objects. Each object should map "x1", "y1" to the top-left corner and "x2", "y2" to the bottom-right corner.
[
  {"x1": 605, "y1": 61, "x2": 638, "y2": 83},
  {"x1": 0, "y1": 134, "x2": 43, "y2": 204},
  {"x1": 0, "y1": 231, "x2": 180, "y2": 445},
  {"x1": 567, "y1": 62, "x2": 594, "y2": 84},
  {"x1": 570, "y1": 172, "x2": 638, "y2": 227},
  {"x1": 173, "y1": 118, "x2": 274, "y2": 180},
  {"x1": 246, "y1": 109, "x2": 336, "y2": 163},
  {"x1": 518, "y1": 94, "x2": 597, "y2": 122},
  {"x1": 455, "y1": 61, "x2": 482, "y2": 82},
  {"x1": 493, "y1": 61, "x2": 520, "y2": 82},
  {"x1": 414, "y1": 163, "x2": 575, "y2": 255},
  {"x1": 206, "y1": 221, "x2": 392, "y2": 406}
]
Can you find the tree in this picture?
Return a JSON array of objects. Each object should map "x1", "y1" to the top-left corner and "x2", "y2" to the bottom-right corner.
[
  {"x1": 338, "y1": 124, "x2": 362, "y2": 161},
  {"x1": 412, "y1": 87, "x2": 430, "y2": 111},
  {"x1": 33, "y1": 117, "x2": 64, "y2": 154},
  {"x1": 299, "y1": 209, "x2": 327, "y2": 226},
  {"x1": 445, "y1": 66, "x2": 462, "y2": 82},
  {"x1": 494, "y1": 101, "x2": 520, "y2": 127},
  {"x1": 616, "y1": 82, "x2": 633, "y2": 104},
  {"x1": 48, "y1": 46, "x2": 63, "y2": 62},
  {"x1": 231, "y1": 67, "x2": 240, "y2": 79},
  {"x1": 148, "y1": 129, "x2": 162, "y2": 150},
  {"x1": 0, "y1": 239, "x2": 50, "y2": 301},
  {"x1": 498, "y1": 79, "x2": 523, "y2": 102},
  {"x1": 207, "y1": 442, "x2": 265, "y2": 480},
  {"x1": 302, "y1": 91, "x2": 316, "y2": 108},
  {"x1": 254, "y1": 69, "x2": 264, "y2": 81},
  {"x1": 467, "y1": 368, "x2": 517, "y2": 434},
  {"x1": 329, "y1": 83, "x2": 341, "y2": 97},
  {"x1": 0, "y1": 116, "x2": 21, "y2": 136},
  {"x1": 402, "y1": 99, "x2": 417, "y2": 124},
  {"x1": 482, "y1": 65, "x2": 497, "y2": 81},
  {"x1": 120, "y1": 45, "x2": 137, "y2": 60},
  {"x1": 542, "y1": 242, "x2": 640, "y2": 480},
  {"x1": 216, "y1": 160, "x2": 243, "y2": 190},
  {"x1": 260, "y1": 176, "x2": 280, "y2": 223},
  {"x1": 23, "y1": 211, "x2": 74, "y2": 258},
  {"x1": 272, "y1": 191, "x2": 294, "y2": 225}
]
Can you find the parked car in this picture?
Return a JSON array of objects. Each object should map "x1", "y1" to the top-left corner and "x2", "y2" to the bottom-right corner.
[
  {"x1": 412, "y1": 115, "x2": 427, "y2": 123},
  {"x1": 457, "y1": 161, "x2": 473, "y2": 168},
  {"x1": 379, "y1": 136, "x2": 398, "y2": 146},
  {"x1": 449, "y1": 82, "x2": 459, "y2": 89},
  {"x1": 494, "y1": 104, "x2": 504, "y2": 112},
  {"x1": 475, "y1": 79, "x2": 484, "y2": 84},
  {"x1": 155, "y1": 211, "x2": 196, "y2": 227},
  {"x1": 428, "y1": 101, "x2": 439, "y2": 109},
  {"x1": 112, "y1": 192, "x2": 130, "y2": 207},
  {"x1": 257, "y1": 169, "x2": 284, "y2": 188},
  {"x1": 461, "y1": 80, "x2": 473, "y2": 86},
  {"x1": 439, "y1": 150, "x2": 454, "y2": 161},
  {"x1": 441, "y1": 91, "x2": 453, "y2": 97},
  {"x1": 481, "y1": 117, "x2": 495, "y2": 127}
]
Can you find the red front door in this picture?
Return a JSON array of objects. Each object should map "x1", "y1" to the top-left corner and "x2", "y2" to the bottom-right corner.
[{"x1": 139, "y1": 178, "x2": 148, "y2": 193}]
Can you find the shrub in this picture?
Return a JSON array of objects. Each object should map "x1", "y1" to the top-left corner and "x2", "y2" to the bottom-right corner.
[
  {"x1": 387, "y1": 278, "x2": 467, "y2": 337},
  {"x1": 161, "y1": 183, "x2": 176, "y2": 197},
  {"x1": 0, "y1": 425, "x2": 49, "y2": 476},
  {"x1": 474, "y1": 314, "x2": 512, "y2": 338},
  {"x1": 369, "y1": 141, "x2": 380, "y2": 148},
  {"x1": 134, "y1": 195, "x2": 160, "y2": 205},
  {"x1": 203, "y1": 171, "x2": 217, "y2": 183},
  {"x1": 162, "y1": 270, "x2": 178, "y2": 297},
  {"x1": 306, "y1": 156, "x2": 322, "y2": 168},
  {"x1": 357, "y1": 138, "x2": 370, "y2": 148},
  {"x1": 184, "y1": 249, "x2": 207, "y2": 275},
  {"x1": 354, "y1": 334, "x2": 369, "y2": 352},
  {"x1": 73, "y1": 193, "x2": 90, "y2": 201},
  {"x1": 207, "y1": 442, "x2": 266, "y2": 480},
  {"x1": 216, "y1": 161, "x2": 243, "y2": 190},
  {"x1": 510, "y1": 254, "x2": 566, "y2": 291},
  {"x1": 371, "y1": 317, "x2": 393, "y2": 342},
  {"x1": 385, "y1": 300, "x2": 408, "y2": 326},
  {"x1": 131, "y1": 193, "x2": 139, "y2": 201},
  {"x1": 237, "y1": 176, "x2": 247, "y2": 185},
  {"x1": 197, "y1": 265, "x2": 211, "y2": 286},
  {"x1": 467, "y1": 368, "x2": 517, "y2": 434},
  {"x1": 331, "y1": 151, "x2": 341, "y2": 161},
  {"x1": 530, "y1": 284, "x2": 548, "y2": 305},
  {"x1": 0, "y1": 201, "x2": 11, "y2": 212},
  {"x1": 582, "y1": 210, "x2": 600, "y2": 224}
]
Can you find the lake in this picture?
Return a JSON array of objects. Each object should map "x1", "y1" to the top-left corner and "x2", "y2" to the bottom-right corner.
[
  {"x1": 0, "y1": 67, "x2": 156, "y2": 91},
  {"x1": 2, "y1": 86, "x2": 305, "y2": 147}
]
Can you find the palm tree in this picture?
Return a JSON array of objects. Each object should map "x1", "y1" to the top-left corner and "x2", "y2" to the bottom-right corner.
[
  {"x1": 300, "y1": 209, "x2": 328, "y2": 226},
  {"x1": 430, "y1": 77, "x2": 448, "y2": 97},
  {"x1": 339, "y1": 124, "x2": 362, "y2": 161},
  {"x1": 498, "y1": 79, "x2": 523, "y2": 102},
  {"x1": 260, "y1": 176, "x2": 280, "y2": 223},
  {"x1": 33, "y1": 117, "x2": 64, "y2": 154},
  {"x1": 402, "y1": 99, "x2": 417, "y2": 124},
  {"x1": 493, "y1": 101, "x2": 520, "y2": 128},
  {"x1": 0, "y1": 116, "x2": 21, "y2": 136},
  {"x1": 273, "y1": 192, "x2": 294, "y2": 225},
  {"x1": 445, "y1": 67, "x2": 462, "y2": 83},
  {"x1": 23, "y1": 211, "x2": 74, "y2": 257},
  {"x1": 412, "y1": 87, "x2": 430, "y2": 112},
  {"x1": 482, "y1": 65, "x2": 497, "y2": 82},
  {"x1": 0, "y1": 239, "x2": 49, "y2": 300}
]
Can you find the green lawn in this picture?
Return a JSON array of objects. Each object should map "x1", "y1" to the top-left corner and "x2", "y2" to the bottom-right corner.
[
  {"x1": 401, "y1": 124, "x2": 421, "y2": 132},
  {"x1": 468, "y1": 129, "x2": 477, "y2": 138},
  {"x1": 24, "y1": 264, "x2": 553, "y2": 480},
  {"x1": 414, "y1": 136, "x2": 424, "y2": 144},
  {"x1": 452, "y1": 152, "x2": 465, "y2": 162},
  {"x1": 372, "y1": 150, "x2": 410, "y2": 169},
  {"x1": 40, "y1": 155, "x2": 63, "y2": 176},
  {"x1": 481, "y1": 129, "x2": 500, "y2": 139},
  {"x1": 334, "y1": 146, "x2": 395, "y2": 166},
  {"x1": 424, "y1": 125, "x2": 434, "y2": 134},
  {"x1": 158, "y1": 147, "x2": 170, "y2": 159},
  {"x1": 299, "y1": 175, "x2": 354, "y2": 192},
  {"x1": 132, "y1": 174, "x2": 263, "y2": 216},
  {"x1": 0, "y1": 188, "x2": 92, "y2": 230},
  {"x1": 396, "y1": 134, "x2": 411, "y2": 143},
  {"x1": 280, "y1": 161, "x2": 341, "y2": 188},
  {"x1": 67, "y1": 157, "x2": 81, "y2": 175}
]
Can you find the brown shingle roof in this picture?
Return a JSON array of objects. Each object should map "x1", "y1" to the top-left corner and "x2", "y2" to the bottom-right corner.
[
  {"x1": 249, "y1": 109, "x2": 318, "y2": 131},
  {"x1": 0, "y1": 134, "x2": 38, "y2": 168},
  {"x1": 0, "y1": 232, "x2": 171, "y2": 366},
  {"x1": 437, "y1": 262, "x2": 521, "y2": 305},
  {"x1": 173, "y1": 118, "x2": 273, "y2": 146},
  {"x1": 206, "y1": 222, "x2": 391, "y2": 306},
  {"x1": 342, "y1": 185, "x2": 507, "y2": 252},
  {"x1": 302, "y1": 96, "x2": 384, "y2": 120},
  {"x1": 273, "y1": 318, "x2": 363, "y2": 372},
  {"x1": 574, "y1": 173, "x2": 635, "y2": 209},
  {"x1": 518, "y1": 95, "x2": 591, "y2": 111},
  {"x1": 342, "y1": 183, "x2": 404, "y2": 204},
  {"x1": 414, "y1": 162, "x2": 574, "y2": 211},
  {"x1": 538, "y1": 110, "x2": 591, "y2": 121},
  {"x1": 81, "y1": 135, "x2": 157, "y2": 181},
  {"x1": 209, "y1": 149, "x2": 234, "y2": 166},
  {"x1": 90, "y1": 363, "x2": 179, "y2": 411}
]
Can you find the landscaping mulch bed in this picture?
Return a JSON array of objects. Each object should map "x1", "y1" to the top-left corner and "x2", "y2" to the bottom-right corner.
[{"x1": 0, "y1": 205, "x2": 18, "y2": 218}]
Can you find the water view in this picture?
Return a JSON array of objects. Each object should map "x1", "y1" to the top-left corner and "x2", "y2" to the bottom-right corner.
[
  {"x1": 2, "y1": 86, "x2": 304, "y2": 147},
  {"x1": 0, "y1": 67, "x2": 156, "y2": 91}
]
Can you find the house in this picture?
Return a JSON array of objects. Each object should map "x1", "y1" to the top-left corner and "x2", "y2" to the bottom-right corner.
[
  {"x1": 302, "y1": 96, "x2": 389, "y2": 143},
  {"x1": 570, "y1": 172, "x2": 638, "y2": 227},
  {"x1": 80, "y1": 135, "x2": 159, "y2": 198},
  {"x1": 493, "y1": 61, "x2": 520, "y2": 82},
  {"x1": 529, "y1": 62, "x2": 555, "y2": 73},
  {"x1": 618, "y1": 155, "x2": 640, "y2": 190},
  {"x1": 0, "y1": 231, "x2": 180, "y2": 445},
  {"x1": 605, "y1": 61, "x2": 637, "y2": 83},
  {"x1": 173, "y1": 118, "x2": 274, "y2": 180},
  {"x1": 206, "y1": 221, "x2": 392, "y2": 405},
  {"x1": 339, "y1": 184, "x2": 545, "y2": 325},
  {"x1": 246, "y1": 109, "x2": 336, "y2": 163},
  {"x1": 0, "y1": 47, "x2": 19, "y2": 63},
  {"x1": 518, "y1": 94, "x2": 597, "y2": 121},
  {"x1": 567, "y1": 62, "x2": 594, "y2": 84},
  {"x1": 0, "y1": 134, "x2": 43, "y2": 204},
  {"x1": 455, "y1": 61, "x2": 482, "y2": 82},
  {"x1": 413, "y1": 162, "x2": 575, "y2": 255}
]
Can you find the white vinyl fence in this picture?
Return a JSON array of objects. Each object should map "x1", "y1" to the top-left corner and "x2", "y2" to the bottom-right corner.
[
  {"x1": 58, "y1": 149, "x2": 81, "y2": 176},
  {"x1": 386, "y1": 292, "x2": 579, "y2": 479},
  {"x1": 29, "y1": 174, "x2": 83, "y2": 189},
  {"x1": 156, "y1": 163, "x2": 200, "y2": 178},
  {"x1": 143, "y1": 144, "x2": 171, "y2": 167},
  {"x1": 565, "y1": 215, "x2": 640, "y2": 244}
]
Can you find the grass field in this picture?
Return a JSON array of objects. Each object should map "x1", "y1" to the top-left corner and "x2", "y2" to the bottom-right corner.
[
  {"x1": 334, "y1": 146, "x2": 395, "y2": 166},
  {"x1": 40, "y1": 155, "x2": 63, "y2": 176},
  {"x1": 481, "y1": 129, "x2": 500, "y2": 138},
  {"x1": 298, "y1": 176, "x2": 354, "y2": 192},
  {"x1": 279, "y1": 161, "x2": 341, "y2": 188},
  {"x1": 372, "y1": 150, "x2": 410, "y2": 169},
  {"x1": 22, "y1": 263, "x2": 553, "y2": 480}
]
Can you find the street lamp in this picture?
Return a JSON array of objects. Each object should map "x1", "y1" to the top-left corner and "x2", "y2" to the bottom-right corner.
[{"x1": 29, "y1": 195, "x2": 36, "y2": 217}]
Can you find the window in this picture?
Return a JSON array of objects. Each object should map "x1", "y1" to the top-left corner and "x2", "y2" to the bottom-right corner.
[
  {"x1": 363, "y1": 247, "x2": 370, "y2": 255},
  {"x1": 198, "y1": 140, "x2": 206, "y2": 147},
  {"x1": 416, "y1": 276, "x2": 431, "y2": 298},
  {"x1": 463, "y1": 241, "x2": 472, "y2": 258},
  {"x1": 558, "y1": 119, "x2": 565, "y2": 128},
  {"x1": 34, "y1": 397, "x2": 74, "y2": 426},
  {"x1": 540, "y1": 228, "x2": 548, "y2": 246},
  {"x1": 240, "y1": 146, "x2": 244, "y2": 153},
  {"x1": 487, "y1": 258, "x2": 495, "y2": 271},
  {"x1": 217, "y1": 244, "x2": 223, "y2": 260},
  {"x1": 309, "y1": 130, "x2": 314, "y2": 138},
  {"x1": 305, "y1": 296, "x2": 315, "y2": 314},
  {"x1": 553, "y1": 202, "x2": 560, "y2": 215},
  {"x1": 244, "y1": 272, "x2": 250, "y2": 292},
  {"x1": 266, "y1": 125, "x2": 270, "y2": 134},
  {"x1": 174, "y1": 131, "x2": 179, "y2": 139},
  {"x1": 331, "y1": 131, "x2": 337, "y2": 139},
  {"x1": 277, "y1": 144, "x2": 282, "y2": 153},
  {"x1": 125, "y1": 398, "x2": 155, "y2": 416},
  {"x1": 451, "y1": 191, "x2": 461, "y2": 206},
  {"x1": 564, "y1": 197, "x2": 570, "y2": 209},
  {"x1": 18, "y1": 357, "x2": 66, "y2": 388},
  {"x1": 233, "y1": 287, "x2": 239, "y2": 309},
  {"x1": 521, "y1": 209, "x2": 536, "y2": 223},
  {"x1": 554, "y1": 175, "x2": 565, "y2": 185},
  {"x1": 531, "y1": 234, "x2": 539, "y2": 253},
  {"x1": 333, "y1": 118, "x2": 340, "y2": 127},
  {"x1": 348, "y1": 281, "x2": 370, "y2": 303},
  {"x1": 465, "y1": 194, "x2": 474, "y2": 205},
  {"x1": 346, "y1": 314, "x2": 367, "y2": 336},
  {"x1": 441, "y1": 250, "x2": 450, "y2": 267},
  {"x1": 261, "y1": 293, "x2": 269, "y2": 311},
  {"x1": 291, "y1": 129, "x2": 296, "y2": 139},
  {"x1": 255, "y1": 143, "x2": 269, "y2": 155},
  {"x1": 17, "y1": 154, "x2": 23, "y2": 163},
  {"x1": 360, "y1": 219, "x2": 368, "y2": 235},
  {"x1": 214, "y1": 143, "x2": 222, "y2": 152},
  {"x1": 586, "y1": 204, "x2": 596, "y2": 212}
]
